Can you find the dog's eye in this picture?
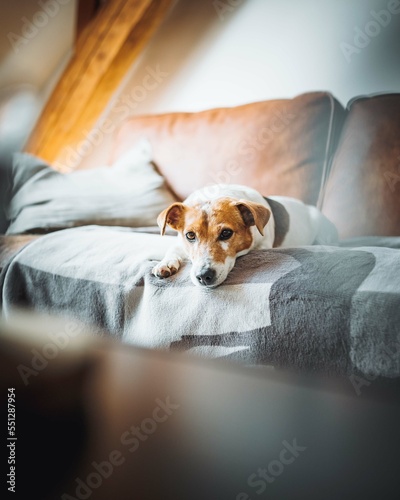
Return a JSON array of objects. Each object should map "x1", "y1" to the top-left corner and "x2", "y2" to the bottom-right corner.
[
  {"x1": 186, "y1": 231, "x2": 196, "y2": 242},
  {"x1": 219, "y1": 229, "x2": 233, "y2": 240}
]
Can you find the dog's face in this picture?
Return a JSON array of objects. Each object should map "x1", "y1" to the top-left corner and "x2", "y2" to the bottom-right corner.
[{"x1": 158, "y1": 197, "x2": 270, "y2": 287}]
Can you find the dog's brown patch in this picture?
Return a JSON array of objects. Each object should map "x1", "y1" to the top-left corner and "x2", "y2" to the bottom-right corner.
[
  {"x1": 157, "y1": 203, "x2": 186, "y2": 235},
  {"x1": 179, "y1": 199, "x2": 255, "y2": 263},
  {"x1": 160, "y1": 197, "x2": 271, "y2": 266}
]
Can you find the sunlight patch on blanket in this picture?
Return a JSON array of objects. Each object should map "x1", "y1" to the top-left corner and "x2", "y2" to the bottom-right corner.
[{"x1": 125, "y1": 283, "x2": 274, "y2": 347}]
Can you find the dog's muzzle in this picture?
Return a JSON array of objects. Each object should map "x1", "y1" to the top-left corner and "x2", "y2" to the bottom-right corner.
[{"x1": 195, "y1": 268, "x2": 216, "y2": 287}]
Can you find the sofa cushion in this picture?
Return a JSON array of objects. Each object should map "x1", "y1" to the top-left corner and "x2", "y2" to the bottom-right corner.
[
  {"x1": 111, "y1": 92, "x2": 345, "y2": 205},
  {"x1": 321, "y1": 93, "x2": 400, "y2": 238}
]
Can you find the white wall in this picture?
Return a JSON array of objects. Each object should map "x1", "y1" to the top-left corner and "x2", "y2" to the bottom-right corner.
[
  {"x1": 76, "y1": 0, "x2": 400, "y2": 169},
  {"x1": 107, "y1": 0, "x2": 400, "y2": 117},
  {"x1": 0, "y1": 0, "x2": 76, "y2": 149},
  {"x1": 0, "y1": 0, "x2": 76, "y2": 93}
]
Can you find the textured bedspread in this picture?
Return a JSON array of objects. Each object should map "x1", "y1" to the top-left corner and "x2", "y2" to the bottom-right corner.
[{"x1": 1, "y1": 226, "x2": 400, "y2": 378}]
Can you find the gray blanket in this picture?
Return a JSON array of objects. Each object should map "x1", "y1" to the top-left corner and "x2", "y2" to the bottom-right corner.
[{"x1": 1, "y1": 226, "x2": 400, "y2": 378}]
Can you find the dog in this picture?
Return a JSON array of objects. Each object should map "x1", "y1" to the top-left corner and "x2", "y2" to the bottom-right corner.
[{"x1": 152, "y1": 184, "x2": 338, "y2": 288}]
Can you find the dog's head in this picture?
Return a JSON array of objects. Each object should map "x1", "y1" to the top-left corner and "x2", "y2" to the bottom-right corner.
[{"x1": 158, "y1": 197, "x2": 271, "y2": 287}]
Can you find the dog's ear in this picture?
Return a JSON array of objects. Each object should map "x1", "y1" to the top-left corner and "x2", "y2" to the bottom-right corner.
[
  {"x1": 235, "y1": 201, "x2": 271, "y2": 236},
  {"x1": 157, "y1": 203, "x2": 186, "y2": 235}
]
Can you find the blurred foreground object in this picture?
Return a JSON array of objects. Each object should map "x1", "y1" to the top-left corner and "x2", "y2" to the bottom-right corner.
[{"x1": 1, "y1": 310, "x2": 400, "y2": 500}]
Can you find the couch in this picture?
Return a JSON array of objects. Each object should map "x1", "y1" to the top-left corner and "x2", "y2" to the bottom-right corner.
[{"x1": 1, "y1": 91, "x2": 400, "y2": 379}]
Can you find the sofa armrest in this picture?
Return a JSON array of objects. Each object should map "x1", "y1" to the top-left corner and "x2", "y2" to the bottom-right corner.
[{"x1": 0, "y1": 235, "x2": 39, "y2": 272}]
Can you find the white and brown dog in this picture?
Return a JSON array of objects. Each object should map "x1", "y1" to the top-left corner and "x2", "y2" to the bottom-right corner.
[{"x1": 152, "y1": 184, "x2": 338, "y2": 288}]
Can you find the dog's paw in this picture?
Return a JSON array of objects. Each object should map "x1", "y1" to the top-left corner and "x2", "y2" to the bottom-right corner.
[{"x1": 152, "y1": 262, "x2": 179, "y2": 279}]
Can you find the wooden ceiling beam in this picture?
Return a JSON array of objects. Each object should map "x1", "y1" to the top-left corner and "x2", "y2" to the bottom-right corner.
[{"x1": 25, "y1": 0, "x2": 174, "y2": 168}]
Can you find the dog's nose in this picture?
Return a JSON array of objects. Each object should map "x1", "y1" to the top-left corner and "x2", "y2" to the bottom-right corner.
[{"x1": 196, "y1": 268, "x2": 216, "y2": 286}]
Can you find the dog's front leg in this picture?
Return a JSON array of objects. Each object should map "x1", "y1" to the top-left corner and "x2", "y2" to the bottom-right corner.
[{"x1": 152, "y1": 245, "x2": 187, "y2": 278}]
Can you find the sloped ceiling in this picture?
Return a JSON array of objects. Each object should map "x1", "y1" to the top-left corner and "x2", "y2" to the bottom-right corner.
[{"x1": 0, "y1": 0, "x2": 76, "y2": 94}]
